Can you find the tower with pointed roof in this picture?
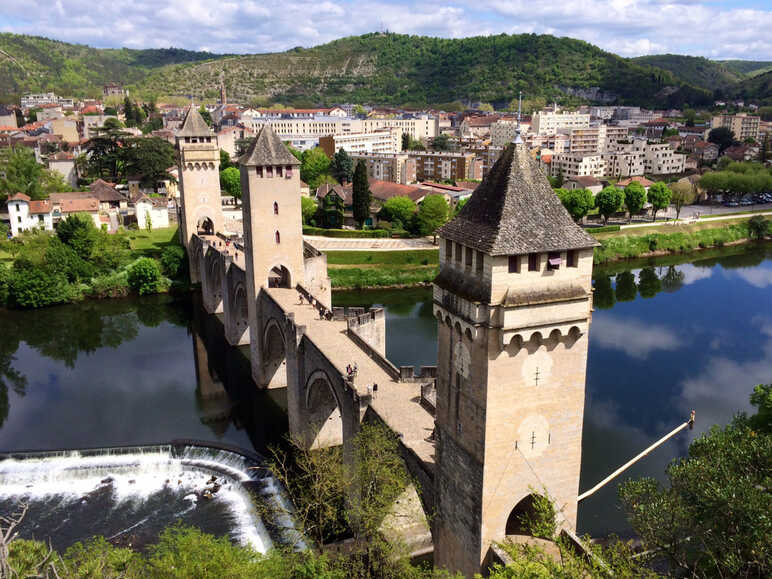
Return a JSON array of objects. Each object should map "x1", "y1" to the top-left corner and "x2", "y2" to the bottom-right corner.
[
  {"x1": 239, "y1": 125, "x2": 304, "y2": 386},
  {"x1": 175, "y1": 106, "x2": 222, "y2": 252},
  {"x1": 432, "y1": 141, "x2": 599, "y2": 576}
]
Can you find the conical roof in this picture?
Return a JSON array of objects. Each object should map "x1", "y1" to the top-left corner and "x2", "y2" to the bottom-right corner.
[
  {"x1": 177, "y1": 106, "x2": 212, "y2": 137},
  {"x1": 437, "y1": 143, "x2": 599, "y2": 255},
  {"x1": 239, "y1": 124, "x2": 300, "y2": 166}
]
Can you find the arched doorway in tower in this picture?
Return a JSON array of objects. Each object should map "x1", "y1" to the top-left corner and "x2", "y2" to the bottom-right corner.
[
  {"x1": 505, "y1": 493, "x2": 545, "y2": 536},
  {"x1": 305, "y1": 371, "x2": 343, "y2": 449},
  {"x1": 262, "y1": 320, "x2": 287, "y2": 388},
  {"x1": 267, "y1": 265, "x2": 291, "y2": 288},
  {"x1": 197, "y1": 216, "x2": 214, "y2": 235}
]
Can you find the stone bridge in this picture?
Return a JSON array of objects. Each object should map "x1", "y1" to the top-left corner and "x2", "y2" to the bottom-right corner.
[{"x1": 189, "y1": 232, "x2": 439, "y2": 512}]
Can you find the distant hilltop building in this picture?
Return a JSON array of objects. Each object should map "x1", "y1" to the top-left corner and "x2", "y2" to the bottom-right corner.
[
  {"x1": 103, "y1": 83, "x2": 126, "y2": 98},
  {"x1": 20, "y1": 93, "x2": 74, "y2": 111}
]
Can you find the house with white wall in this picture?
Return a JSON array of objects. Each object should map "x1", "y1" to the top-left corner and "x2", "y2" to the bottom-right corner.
[
  {"x1": 7, "y1": 193, "x2": 53, "y2": 237},
  {"x1": 135, "y1": 195, "x2": 170, "y2": 230}
]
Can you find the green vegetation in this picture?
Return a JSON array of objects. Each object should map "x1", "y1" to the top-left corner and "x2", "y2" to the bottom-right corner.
[
  {"x1": 352, "y1": 160, "x2": 371, "y2": 227},
  {"x1": 631, "y1": 54, "x2": 743, "y2": 90},
  {"x1": 719, "y1": 59, "x2": 772, "y2": 77},
  {"x1": 303, "y1": 226, "x2": 389, "y2": 238},
  {"x1": 326, "y1": 250, "x2": 438, "y2": 289},
  {"x1": 595, "y1": 185, "x2": 625, "y2": 224},
  {"x1": 555, "y1": 188, "x2": 594, "y2": 222},
  {"x1": 647, "y1": 182, "x2": 672, "y2": 221},
  {"x1": 722, "y1": 70, "x2": 772, "y2": 106},
  {"x1": 219, "y1": 166, "x2": 241, "y2": 198},
  {"x1": 0, "y1": 224, "x2": 184, "y2": 308},
  {"x1": 699, "y1": 161, "x2": 772, "y2": 200},
  {"x1": 416, "y1": 195, "x2": 449, "y2": 240},
  {"x1": 380, "y1": 196, "x2": 418, "y2": 228},
  {"x1": 326, "y1": 250, "x2": 438, "y2": 266},
  {"x1": 623, "y1": 182, "x2": 646, "y2": 219},
  {"x1": 331, "y1": 148, "x2": 354, "y2": 184},
  {"x1": 0, "y1": 147, "x2": 73, "y2": 203}
]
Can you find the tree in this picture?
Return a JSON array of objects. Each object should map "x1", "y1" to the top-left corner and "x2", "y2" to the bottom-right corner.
[
  {"x1": 615, "y1": 271, "x2": 637, "y2": 302},
  {"x1": 56, "y1": 212, "x2": 97, "y2": 260},
  {"x1": 121, "y1": 137, "x2": 175, "y2": 191},
  {"x1": 0, "y1": 147, "x2": 71, "y2": 202},
  {"x1": 301, "y1": 196, "x2": 318, "y2": 225},
  {"x1": 85, "y1": 121, "x2": 128, "y2": 183},
  {"x1": 8, "y1": 259, "x2": 73, "y2": 308},
  {"x1": 556, "y1": 188, "x2": 594, "y2": 222},
  {"x1": 381, "y1": 196, "x2": 417, "y2": 227},
  {"x1": 592, "y1": 275, "x2": 615, "y2": 309},
  {"x1": 478, "y1": 102, "x2": 494, "y2": 112},
  {"x1": 352, "y1": 160, "x2": 371, "y2": 227},
  {"x1": 708, "y1": 126, "x2": 735, "y2": 153},
  {"x1": 331, "y1": 148, "x2": 354, "y2": 184},
  {"x1": 160, "y1": 245, "x2": 187, "y2": 278},
  {"x1": 219, "y1": 166, "x2": 242, "y2": 199},
  {"x1": 416, "y1": 194, "x2": 449, "y2": 241},
  {"x1": 198, "y1": 105, "x2": 212, "y2": 127},
  {"x1": 748, "y1": 215, "x2": 770, "y2": 240},
  {"x1": 623, "y1": 182, "x2": 647, "y2": 220},
  {"x1": 219, "y1": 149, "x2": 232, "y2": 169},
  {"x1": 595, "y1": 186, "x2": 624, "y2": 225},
  {"x1": 637, "y1": 267, "x2": 662, "y2": 298},
  {"x1": 127, "y1": 258, "x2": 161, "y2": 295},
  {"x1": 432, "y1": 134, "x2": 450, "y2": 151},
  {"x1": 647, "y1": 181, "x2": 672, "y2": 222},
  {"x1": 401, "y1": 132, "x2": 410, "y2": 151},
  {"x1": 300, "y1": 147, "x2": 332, "y2": 190},
  {"x1": 619, "y1": 386, "x2": 771, "y2": 578},
  {"x1": 669, "y1": 181, "x2": 696, "y2": 220}
]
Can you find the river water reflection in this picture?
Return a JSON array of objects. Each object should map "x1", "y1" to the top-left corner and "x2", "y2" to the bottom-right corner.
[{"x1": 1, "y1": 243, "x2": 770, "y2": 540}]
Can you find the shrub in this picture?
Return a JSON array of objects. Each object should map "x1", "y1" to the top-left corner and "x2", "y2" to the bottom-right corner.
[
  {"x1": 302, "y1": 226, "x2": 389, "y2": 238},
  {"x1": 9, "y1": 259, "x2": 73, "y2": 308},
  {"x1": 44, "y1": 238, "x2": 94, "y2": 283},
  {"x1": 56, "y1": 212, "x2": 97, "y2": 259},
  {"x1": 89, "y1": 271, "x2": 129, "y2": 298},
  {"x1": 160, "y1": 245, "x2": 187, "y2": 278},
  {"x1": 0, "y1": 263, "x2": 9, "y2": 306},
  {"x1": 748, "y1": 215, "x2": 770, "y2": 240},
  {"x1": 127, "y1": 258, "x2": 162, "y2": 295}
]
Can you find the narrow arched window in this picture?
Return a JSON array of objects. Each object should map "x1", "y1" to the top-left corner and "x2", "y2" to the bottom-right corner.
[
  {"x1": 273, "y1": 202, "x2": 279, "y2": 215},
  {"x1": 275, "y1": 231, "x2": 280, "y2": 244}
]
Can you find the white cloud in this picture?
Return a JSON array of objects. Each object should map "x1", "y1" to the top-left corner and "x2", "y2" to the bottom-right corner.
[
  {"x1": 591, "y1": 316, "x2": 683, "y2": 359},
  {"x1": 1, "y1": 1, "x2": 769, "y2": 59}
]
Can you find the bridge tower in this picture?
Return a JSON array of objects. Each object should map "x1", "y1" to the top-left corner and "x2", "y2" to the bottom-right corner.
[
  {"x1": 239, "y1": 125, "x2": 305, "y2": 386},
  {"x1": 432, "y1": 141, "x2": 599, "y2": 576},
  {"x1": 175, "y1": 106, "x2": 223, "y2": 254}
]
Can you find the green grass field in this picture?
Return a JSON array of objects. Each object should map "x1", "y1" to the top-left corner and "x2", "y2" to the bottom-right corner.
[
  {"x1": 127, "y1": 226, "x2": 181, "y2": 257},
  {"x1": 325, "y1": 249, "x2": 439, "y2": 288}
]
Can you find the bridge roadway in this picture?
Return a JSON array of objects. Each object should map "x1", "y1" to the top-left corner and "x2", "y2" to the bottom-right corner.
[{"x1": 266, "y1": 287, "x2": 437, "y2": 472}]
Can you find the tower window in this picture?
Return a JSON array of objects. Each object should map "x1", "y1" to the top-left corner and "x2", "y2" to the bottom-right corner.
[
  {"x1": 286, "y1": 166, "x2": 293, "y2": 178},
  {"x1": 567, "y1": 250, "x2": 578, "y2": 268},
  {"x1": 445, "y1": 240, "x2": 453, "y2": 262},
  {"x1": 476, "y1": 251, "x2": 484, "y2": 276},
  {"x1": 465, "y1": 247, "x2": 473, "y2": 269},
  {"x1": 276, "y1": 166, "x2": 283, "y2": 177},
  {"x1": 547, "y1": 251, "x2": 562, "y2": 270},
  {"x1": 275, "y1": 231, "x2": 281, "y2": 244},
  {"x1": 256, "y1": 166, "x2": 263, "y2": 178},
  {"x1": 455, "y1": 243, "x2": 462, "y2": 263},
  {"x1": 528, "y1": 253, "x2": 540, "y2": 272},
  {"x1": 273, "y1": 202, "x2": 279, "y2": 215},
  {"x1": 266, "y1": 166, "x2": 273, "y2": 178},
  {"x1": 508, "y1": 255, "x2": 520, "y2": 273}
]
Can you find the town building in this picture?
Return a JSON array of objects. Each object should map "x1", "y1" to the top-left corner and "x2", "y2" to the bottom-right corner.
[
  {"x1": 567, "y1": 125, "x2": 628, "y2": 155},
  {"x1": 47, "y1": 152, "x2": 78, "y2": 189},
  {"x1": 6, "y1": 192, "x2": 101, "y2": 237},
  {"x1": 21, "y1": 93, "x2": 74, "y2": 110},
  {"x1": 0, "y1": 105, "x2": 17, "y2": 128},
  {"x1": 531, "y1": 109, "x2": 590, "y2": 135},
  {"x1": 82, "y1": 115, "x2": 119, "y2": 139},
  {"x1": 409, "y1": 151, "x2": 477, "y2": 182},
  {"x1": 550, "y1": 153, "x2": 606, "y2": 179},
  {"x1": 350, "y1": 153, "x2": 414, "y2": 184},
  {"x1": 711, "y1": 113, "x2": 761, "y2": 142},
  {"x1": 135, "y1": 195, "x2": 171, "y2": 230},
  {"x1": 318, "y1": 128, "x2": 400, "y2": 156},
  {"x1": 103, "y1": 83, "x2": 126, "y2": 97}
]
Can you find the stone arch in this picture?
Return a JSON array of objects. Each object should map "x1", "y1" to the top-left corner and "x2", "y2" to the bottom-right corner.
[
  {"x1": 505, "y1": 493, "x2": 546, "y2": 536},
  {"x1": 546, "y1": 329, "x2": 562, "y2": 351},
  {"x1": 267, "y1": 264, "x2": 292, "y2": 288},
  {"x1": 190, "y1": 241, "x2": 204, "y2": 283},
  {"x1": 197, "y1": 216, "x2": 214, "y2": 235},
  {"x1": 305, "y1": 369, "x2": 343, "y2": 449},
  {"x1": 262, "y1": 318, "x2": 287, "y2": 388},
  {"x1": 205, "y1": 251, "x2": 224, "y2": 306}
]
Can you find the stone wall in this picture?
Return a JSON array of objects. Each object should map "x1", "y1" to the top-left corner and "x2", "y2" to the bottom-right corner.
[{"x1": 346, "y1": 308, "x2": 386, "y2": 357}]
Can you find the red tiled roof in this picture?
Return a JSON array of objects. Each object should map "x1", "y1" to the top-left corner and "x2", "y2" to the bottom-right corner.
[
  {"x1": 29, "y1": 199, "x2": 52, "y2": 214},
  {"x1": 369, "y1": 180, "x2": 424, "y2": 202},
  {"x1": 8, "y1": 193, "x2": 31, "y2": 202},
  {"x1": 49, "y1": 192, "x2": 100, "y2": 212},
  {"x1": 617, "y1": 176, "x2": 654, "y2": 187},
  {"x1": 420, "y1": 182, "x2": 465, "y2": 192}
]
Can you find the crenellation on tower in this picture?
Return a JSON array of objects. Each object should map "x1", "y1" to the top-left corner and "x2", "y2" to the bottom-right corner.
[{"x1": 433, "y1": 141, "x2": 599, "y2": 577}]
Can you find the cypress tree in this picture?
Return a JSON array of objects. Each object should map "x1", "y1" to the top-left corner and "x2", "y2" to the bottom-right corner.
[{"x1": 352, "y1": 160, "x2": 371, "y2": 228}]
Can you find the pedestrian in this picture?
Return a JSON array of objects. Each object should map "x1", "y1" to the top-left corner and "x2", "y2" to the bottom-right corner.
[
  {"x1": 298, "y1": 293, "x2": 304, "y2": 305},
  {"x1": 372, "y1": 383, "x2": 378, "y2": 399}
]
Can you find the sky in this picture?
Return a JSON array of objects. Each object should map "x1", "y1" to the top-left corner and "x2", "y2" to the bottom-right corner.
[{"x1": 1, "y1": 0, "x2": 771, "y2": 60}]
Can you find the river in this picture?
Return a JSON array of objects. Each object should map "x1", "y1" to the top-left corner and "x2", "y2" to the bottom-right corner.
[{"x1": 1, "y1": 243, "x2": 770, "y2": 544}]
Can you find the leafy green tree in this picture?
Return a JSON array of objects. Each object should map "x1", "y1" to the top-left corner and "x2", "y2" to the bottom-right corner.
[
  {"x1": 160, "y1": 245, "x2": 187, "y2": 278},
  {"x1": 198, "y1": 105, "x2": 212, "y2": 126},
  {"x1": 453, "y1": 197, "x2": 469, "y2": 216},
  {"x1": 56, "y1": 212, "x2": 97, "y2": 260},
  {"x1": 300, "y1": 147, "x2": 332, "y2": 189},
  {"x1": 0, "y1": 147, "x2": 71, "y2": 202},
  {"x1": 619, "y1": 386, "x2": 771, "y2": 578},
  {"x1": 331, "y1": 148, "x2": 354, "y2": 184},
  {"x1": 219, "y1": 166, "x2": 242, "y2": 199},
  {"x1": 401, "y1": 132, "x2": 410, "y2": 151},
  {"x1": 595, "y1": 186, "x2": 624, "y2": 225},
  {"x1": 432, "y1": 134, "x2": 450, "y2": 151},
  {"x1": 615, "y1": 271, "x2": 637, "y2": 302},
  {"x1": 623, "y1": 182, "x2": 646, "y2": 220},
  {"x1": 381, "y1": 196, "x2": 417, "y2": 226},
  {"x1": 44, "y1": 238, "x2": 94, "y2": 283},
  {"x1": 637, "y1": 267, "x2": 662, "y2": 298},
  {"x1": 352, "y1": 160, "x2": 371, "y2": 227},
  {"x1": 301, "y1": 196, "x2": 318, "y2": 225},
  {"x1": 219, "y1": 149, "x2": 232, "y2": 169},
  {"x1": 556, "y1": 188, "x2": 594, "y2": 222},
  {"x1": 478, "y1": 102, "x2": 494, "y2": 112},
  {"x1": 127, "y1": 258, "x2": 161, "y2": 295},
  {"x1": 748, "y1": 215, "x2": 770, "y2": 240},
  {"x1": 416, "y1": 194, "x2": 449, "y2": 241},
  {"x1": 121, "y1": 137, "x2": 175, "y2": 191},
  {"x1": 669, "y1": 181, "x2": 696, "y2": 220},
  {"x1": 8, "y1": 258, "x2": 73, "y2": 308},
  {"x1": 647, "y1": 181, "x2": 672, "y2": 221},
  {"x1": 708, "y1": 126, "x2": 735, "y2": 153}
]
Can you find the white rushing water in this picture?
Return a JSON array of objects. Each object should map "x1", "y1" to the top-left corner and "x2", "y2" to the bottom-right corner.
[{"x1": 0, "y1": 444, "x2": 301, "y2": 553}]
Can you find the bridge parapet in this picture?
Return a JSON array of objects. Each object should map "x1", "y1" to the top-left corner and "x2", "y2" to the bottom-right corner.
[{"x1": 399, "y1": 366, "x2": 438, "y2": 382}]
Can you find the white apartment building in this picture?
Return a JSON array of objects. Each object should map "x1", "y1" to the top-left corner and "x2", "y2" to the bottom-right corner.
[
  {"x1": 711, "y1": 113, "x2": 761, "y2": 142},
  {"x1": 319, "y1": 128, "x2": 400, "y2": 156},
  {"x1": 21, "y1": 93, "x2": 74, "y2": 110},
  {"x1": 642, "y1": 142, "x2": 685, "y2": 174},
  {"x1": 552, "y1": 138, "x2": 685, "y2": 179},
  {"x1": 531, "y1": 110, "x2": 590, "y2": 135},
  {"x1": 82, "y1": 115, "x2": 119, "y2": 139},
  {"x1": 567, "y1": 125, "x2": 629, "y2": 155},
  {"x1": 6, "y1": 194, "x2": 54, "y2": 237},
  {"x1": 491, "y1": 120, "x2": 528, "y2": 147},
  {"x1": 550, "y1": 153, "x2": 606, "y2": 179},
  {"x1": 351, "y1": 153, "x2": 413, "y2": 184}
]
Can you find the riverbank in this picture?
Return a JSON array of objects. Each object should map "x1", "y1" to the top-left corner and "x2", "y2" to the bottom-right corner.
[{"x1": 327, "y1": 217, "x2": 769, "y2": 290}]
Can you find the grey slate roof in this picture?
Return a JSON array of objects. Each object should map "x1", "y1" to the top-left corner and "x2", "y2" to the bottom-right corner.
[
  {"x1": 437, "y1": 143, "x2": 599, "y2": 255},
  {"x1": 239, "y1": 124, "x2": 300, "y2": 166},
  {"x1": 177, "y1": 107, "x2": 212, "y2": 137}
]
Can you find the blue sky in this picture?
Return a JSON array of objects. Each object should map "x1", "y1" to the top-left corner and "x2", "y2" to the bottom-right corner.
[{"x1": 0, "y1": 0, "x2": 770, "y2": 60}]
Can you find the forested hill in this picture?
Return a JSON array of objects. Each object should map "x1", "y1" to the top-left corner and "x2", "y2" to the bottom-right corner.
[
  {"x1": 631, "y1": 54, "x2": 744, "y2": 90},
  {"x1": 0, "y1": 34, "x2": 218, "y2": 101},
  {"x1": 724, "y1": 70, "x2": 772, "y2": 106},
  {"x1": 718, "y1": 60, "x2": 772, "y2": 78},
  {"x1": 138, "y1": 33, "x2": 708, "y2": 108}
]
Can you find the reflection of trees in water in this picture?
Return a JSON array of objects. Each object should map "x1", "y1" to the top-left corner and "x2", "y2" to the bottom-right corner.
[
  {"x1": 615, "y1": 271, "x2": 638, "y2": 302},
  {"x1": 661, "y1": 265, "x2": 685, "y2": 293},
  {"x1": 0, "y1": 333, "x2": 26, "y2": 429},
  {"x1": 593, "y1": 275, "x2": 615, "y2": 310},
  {"x1": 693, "y1": 244, "x2": 770, "y2": 270},
  {"x1": 638, "y1": 267, "x2": 662, "y2": 299}
]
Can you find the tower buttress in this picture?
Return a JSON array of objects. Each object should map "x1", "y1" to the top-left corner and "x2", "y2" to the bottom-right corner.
[{"x1": 432, "y1": 142, "x2": 599, "y2": 576}]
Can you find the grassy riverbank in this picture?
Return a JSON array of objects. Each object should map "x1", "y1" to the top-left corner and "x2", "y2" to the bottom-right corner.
[{"x1": 326, "y1": 250, "x2": 439, "y2": 289}]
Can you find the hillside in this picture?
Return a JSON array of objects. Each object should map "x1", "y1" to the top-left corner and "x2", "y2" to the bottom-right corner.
[
  {"x1": 724, "y1": 70, "x2": 772, "y2": 106},
  {"x1": 0, "y1": 34, "x2": 218, "y2": 100},
  {"x1": 631, "y1": 54, "x2": 743, "y2": 90},
  {"x1": 136, "y1": 33, "x2": 711, "y2": 108},
  {"x1": 718, "y1": 60, "x2": 772, "y2": 78}
]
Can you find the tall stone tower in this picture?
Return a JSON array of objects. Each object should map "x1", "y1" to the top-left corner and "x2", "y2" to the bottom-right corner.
[
  {"x1": 176, "y1": 106, "x2": 223, "y2": 248},
  {"x1": 239, "y1": 125, "x2": 305, "y2": 385},
  {"x1": 432, "y1": 142, "x2": 599, "y2": 576}
]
